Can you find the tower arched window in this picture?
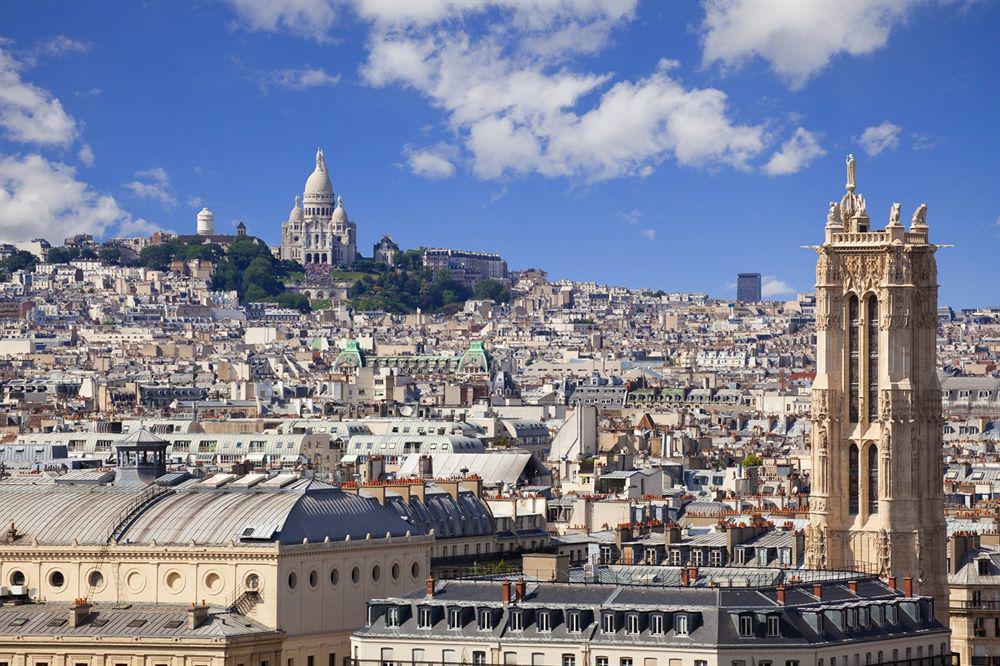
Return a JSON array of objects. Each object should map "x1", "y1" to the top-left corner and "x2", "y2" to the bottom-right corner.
[
  {"x1": 867, "y1": 443, "x2": 879, "y2": 514},
  {"x1": 867, "y1": 295, "x2": 879, "y2": 422},
  {"x1": 848, "y1": 443, "x2": 859, "y2": 514},
  {"x1": 848, "y1": 295, "x2": 860, "y2": 423}
]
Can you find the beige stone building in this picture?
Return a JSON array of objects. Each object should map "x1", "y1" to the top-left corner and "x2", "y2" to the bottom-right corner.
[
  {"x1": 946, "y1": 531, "x2": 1000, "y2": 665},
  {"x1": 805, "y1": 155, "x2": 949, "y2": 622},
  {"x1": 0, "y1": 461, "x2": 432, "y2": 665}
]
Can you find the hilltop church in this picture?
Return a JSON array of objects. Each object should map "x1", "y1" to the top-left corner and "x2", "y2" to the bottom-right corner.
[{"x1": 279, "y1": 149, "x2": 357, "y2": 268}]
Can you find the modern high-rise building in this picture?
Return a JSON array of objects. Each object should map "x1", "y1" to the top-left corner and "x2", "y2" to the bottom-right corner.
[
  {"x1": 806, "y1": 154, "x2": 948, "y2": 623},
  {"x1": 736, "y1": 272, "x2": 761, "y2": 302}
]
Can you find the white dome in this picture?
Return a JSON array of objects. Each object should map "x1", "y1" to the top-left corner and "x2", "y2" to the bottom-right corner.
[
  {"x1": 304, "y1": 148, "x2": 333, "y2": 197},
  {"x1": 289, "y1": 195, "x2": 304, "y2": 223},
  {"x1": 331, "y1": 196, "x2": 348, "y2": 224}
]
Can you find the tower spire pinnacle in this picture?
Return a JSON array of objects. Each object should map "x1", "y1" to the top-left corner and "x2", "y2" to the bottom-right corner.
[{"x1": 316, "y1": 147, "x2": 326, "y2": 171}]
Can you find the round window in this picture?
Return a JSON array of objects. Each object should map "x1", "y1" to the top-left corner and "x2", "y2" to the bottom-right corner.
[
  {"x1": 246, "y1": 573, "x2": 260, "y2": 590},
  {"x1": 205, "y1": 572, "x2": 223, "y2": 594},
  {"x1": 351, "y1": 566, "x2": 360, "y2": 584},
  {"x1": 288, "y1": 571, "x2": 298, "y2": 590},
  {"x1": 87, "y1": 571, "x2": 104, "y2": 589},
  {"x1": 309, "y1": 570, "x2": 318, "y2": 588},
  {"x1": 9, "y1": 570, "x2": 24, "y2": 586},
  {"x1": 330, "y1": 568, "x2": 340, "y2": 586},
  {"x1": 411, "y1": 561, "x2": 420, "y2": 580},
  {"x1": 48, "y1": 570, "x2": 65, "y2": 588},
  {"x1": 371, "y1": 564, "x2": 381, "y2": 583},
  {"x1": 166, "y1": 571, "x2": 184, "y2": 592},
  {"x1": 391, "y1": 562, "x2": 400, "y2": 581}
]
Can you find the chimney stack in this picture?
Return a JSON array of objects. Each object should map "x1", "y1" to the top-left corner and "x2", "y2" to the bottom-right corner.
[
  {"x1": 68, "y1": 598, "x2": 91, "y2": 627},
  {"x1": 887, "y1": 576, "x2": 897, "y2": 591},
  {"x1": 502, "y1": 580, "x2": 512, "y2": 604},
  {"x1": 775, "y1": 583, "x2": 785, "y2": 605},
  {"x1": 903, "y1": 576, "x2": 913, "y2": 597},
  {"x1": 848, "y1": 580, "x2": 858, "y2": 595},
  {"x1": 812, "y1": 584, "x2": 823, "y2": 600},
  {"x1": 680, "y1": 568, "x2": 689, "y2": 587},
  {"x1": 689, "y1": 567, "x2": 699, "y2": 585},
  {"x1": 425, "y1": 576, "x2": 435, "y2": 597},
  {"x1": 515, "y1": 578, "x2": 526, "y2": 601},
  {"x1": 187, "y1": 601, "x2": 209, "y2": 630}
]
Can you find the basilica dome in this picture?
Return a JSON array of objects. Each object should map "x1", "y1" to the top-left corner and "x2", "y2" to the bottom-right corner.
[{"x1": 304, "y1": 148, "x2": 334, "y2": 199}]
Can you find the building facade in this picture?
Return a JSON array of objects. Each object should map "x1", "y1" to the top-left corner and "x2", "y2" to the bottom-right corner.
[
  {"x1": 280, "y1": 149, "x2": 358, "y2": 268},
  {"x1": 805, "y1": 155, "x2": 949, "y2": 622},
  {"x1": 736, "y1": 273, "x2": 761, "y2": 303},
  {"x1": 422, "y1": 249, "x2": 509, "y2": 288}
]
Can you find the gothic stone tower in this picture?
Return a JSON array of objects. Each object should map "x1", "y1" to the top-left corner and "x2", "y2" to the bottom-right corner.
[{"x1": 806, "y1": 155, "x2": 948, "y2": 622}]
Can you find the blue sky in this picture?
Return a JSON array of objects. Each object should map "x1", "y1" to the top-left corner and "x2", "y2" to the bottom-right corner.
[{"x1": 1, "y1": 0, "x2": 997, "y2": 307}]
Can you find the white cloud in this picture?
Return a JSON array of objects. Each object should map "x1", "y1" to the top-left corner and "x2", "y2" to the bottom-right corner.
[
  {"x1": 0, "y1": 153, "x2": 147, "y2": 243},
  {"x1": 124, "y1": 167, "x2": 177, "y2": 208},
  {"x1": 254, "y1": 66, "x2": 340, "y2": 92},
  {"x1": 762, "y1": 275, "x2": 796, "y2": 298},
  {"x1": 640, "y1": 228, "x2": 656, "y2": 241},
  {"x1": 406, "y1": 144, "x2": 457, "y2": 180},
  {"x1": 618, "y1": 209, "x2": 644, "y2": 225},
  {"x1": 27, "y1": 35, "x2": 91, "y2": 63},
  {"x1": 763, "y1": 127, "x2": 825, "y2": 176},
  {"x1": 0, "y1": 45, "x2": 78, "y2": 145},
  {"x1": 227, "y1": 0, "x2": 338, "y2": 43},
  {"x1": 77, "y1": 144, "x2": 95, "y2": 167},
  {"x1": 188, "y1": 196, "x2": 204, "y2": 209},
  {"x1": 701, "y1": 0, "x2": 914, "y2": 89},
  {"x1": 858, "y1": 121, "x2": 902, "y2": 156},
  {"x1": 484, "y1": 186, "x2": 508, "y2": 207}
]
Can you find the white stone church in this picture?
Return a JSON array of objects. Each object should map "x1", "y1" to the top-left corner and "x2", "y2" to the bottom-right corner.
[{"x1": 279, "y1": 148, "x2": 357, "y2": 267}]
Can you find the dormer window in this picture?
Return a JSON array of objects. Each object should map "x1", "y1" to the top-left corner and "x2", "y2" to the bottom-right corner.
[
  {"x1": 387, "y1": 607, "x2": 400, "y2": 627},
  {"x1": 602, "y1": 613, "x2": 616, "y2": 633},
  {"x1": 650, "y1": 614, "x2": 664, "y2": 635},
  {"x1": 418, "y1": 607, "x2": 432, "y2": 629},
  {"x1": 448, "y1": 608, "x2": 463, "y2": 629},
  {"x1": 479, "y1": 609, "x2": 493, "y2": 630},
  {"x1": 538, "y1": 611, "x2": 551, "y2": 632},
  {"x1": 766, "y1": 615, "x2": 780, "y2": 637},
  {"x1": 674, "y1": 614, "x2": 688, "y2": 636},
  {"x1": 626, "y1": 613, "x2": 640, "y2": 634},
  {"x1": 510, "y1": 611, "x2": 524, "y2": 631},
  {"x1": 738, "y1": 615, "x2": 754, "y2": 638},
  {"x1": 567, "y1": 611, "x2": 582, "y2": 633}
]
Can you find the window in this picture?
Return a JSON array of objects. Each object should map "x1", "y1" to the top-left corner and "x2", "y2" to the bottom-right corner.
[
  {"x1": 738, "y1": 615, "x2": 754, "y2": 637},
  {"x1": 620, "y1": 660, "x2": 632, "y2": 666},
  {"x1": 867, "y1": 444, "x2": 879, "y2": 514},
  {"x1": 848, "y1": 444, "x2": 860, "y2": 514},
  {"x1": 597, "y1": 659, "x2": 609, "y2": 666},
  {"x1": 473, "y1": 653, "x2": 486, "y2": 666},
  {"x1": 386, "y1": 607, "x2": 399, "y2": 627},
  {"x1": 479, "y1": 609, "x2": 493, "y2": 630},
  {"x1": 849, "y1": 295, "x2": 860, "y2": 423},
  {"x1": 866, "y1": 295, "x2": 878, "y2": 422},
  {"x1": 563, "y1": 656, "x2": 576, "y2": 666},
  {"x1": 538, "y1": 611, "x2": 551, "y2": 632},
  {"x1": 448, "y1": 608, "x2": 462, "y2": 629},
  {"x1": 767, "y1": 615, "x2": 780, "y2": 637},
  {"x1": 287, "y1": 572, "x2": 297, "y2": 590},
  {"x1": 785, "y1": 662, "x2": 799, "y2": 666},
  {"x1": 308, "y1": 658, "x2": 315, "y2": 666},
  {"x1": 675, "y1": 614, "x2": 688, "y2": 636},
  {"x1": 602, "y1": 613, "x2": 615, "y2": 633},
  {"x1": 650, "y1": 613, "x2": 664, "y2": 635},
  {"x1": 626, "y1": 613, "x2": 640, "y2": 634},
  {"x1": 510, "y1": 611, "x2": 524, "y2": 631},
  {"x1": 418, "y1": 607, "x2": 432, "y2": 628},
  {"x1": 567, "y1": 611, "x2": 581, "y2": 632}
]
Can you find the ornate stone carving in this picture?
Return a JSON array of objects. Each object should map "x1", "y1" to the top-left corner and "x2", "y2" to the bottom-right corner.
[
  {"x1": 842, "y1": 253, "x2": 885, "y2": 294},
  {"x1": 889, "y1": 202, "x2": 901, "y2": 226},
  {"x1": 805, "y1": 523, "x2": 829, "y2": 569},
  {"x1": 880, "y1": 429, "x2": 893, "y2": 499},
  {"x1": 911, "y1": 203, "x2": 928, "y2": 227},
  {"x1": 877, "y1": 528, "x2": 892, "y2": 578},
  {"x1": 826, "y1": 202, "x2": 841, "y2": 227}
]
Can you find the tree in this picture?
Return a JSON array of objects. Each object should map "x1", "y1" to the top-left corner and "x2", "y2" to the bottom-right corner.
[
  {"x1": 139, "y1": 242, "x2": 181, "y2": 270},
  {"x1": 741, "y1": 453, "x2": 763, "y2": 468},
  {"x1": 0, "y1": 250, "x2": 38, "y2": 281},
  {"x1": 242, "y1": 256, "x2": 280, "y2": 296},
  {"x1": 275, "y1": 292, "x2": 310, "y2": 313},
  {"x1": 474, "y1": 279, "x2": 511, "y2": 303},
  {"x1": 46, "y1": 247, "x2": 73, "y2": 264}
]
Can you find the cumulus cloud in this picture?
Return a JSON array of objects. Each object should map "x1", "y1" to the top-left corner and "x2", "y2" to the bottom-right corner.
[
  {"x1": 124, "y1": 167, "x2": 177, "y2": 208},
  {"x1": 858, "y1": 121, "x2": 902, "y2": 156},
  {"x1": 77, "y1": 144, "x2": 95, "y2": 167},
  {"x1": 406, "y1": 144, "x2": 457, "y2": 179},
  {"x1": 0, "y1": 153, "x2": 148, "y2": 243},
  {"x1": 762, "y1": 275, "x2": 796, "y2": 298},
  {"x1": 701, "y1": 0, "x2": 914, "y2": 89},
  {"x1": 227, "y1": 0, "x2": 338, "y2": 43},
  {"x1": 0, "y1": 45, "x2": 78, "y2": 145},
  {"x1": 254, "y1": 66, "x2": 340, "y2": 92},
  {"x1": 26, "y1": 35, "x2": 91, "y2": 63},
  {"x1": 619, "y1": 209, "x2": 644, "y2": 225},
  {"x1": 640, "y1": 228, "x2": 656, "y2": 241},
  {"x1": 763, "y1": 127, "x2": 825, "y2": 176}
]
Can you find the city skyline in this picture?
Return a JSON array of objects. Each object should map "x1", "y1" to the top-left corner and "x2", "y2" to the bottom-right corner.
[{"x1": 1, "y1": 1, "x2": 998, "y2": 306}]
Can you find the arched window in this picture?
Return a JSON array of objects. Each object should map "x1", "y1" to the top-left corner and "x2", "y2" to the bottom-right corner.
[
  {"x1": 867, "y1": 295, "x2": 879, "y2": 422},
  {"x1": 867, "y1": 443, "x2": 879, "y2": 514},
  {"x1": 849, "y1": 295, "x2": 860, "y2": 423},
  {"x1": 849, "y1": 444, "x2": 859, "y2": 514}
]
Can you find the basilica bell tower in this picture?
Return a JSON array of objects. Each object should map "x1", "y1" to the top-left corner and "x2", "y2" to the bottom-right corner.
[{"x1": 806, "y1": 155, "x2": 948, "y2": 622}]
